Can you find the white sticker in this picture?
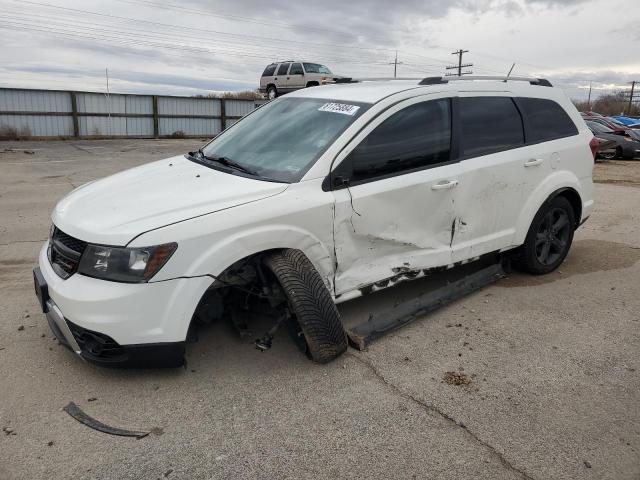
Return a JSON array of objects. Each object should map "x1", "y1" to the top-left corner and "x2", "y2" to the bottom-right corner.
[{"x1": 318, "y1": 102, "x2": 360, "y2": 116}]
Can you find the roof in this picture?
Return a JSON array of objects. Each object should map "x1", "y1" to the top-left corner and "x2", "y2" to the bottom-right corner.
[{"x1": 287, "y1": 77, "x2": 563, "y2": 104}]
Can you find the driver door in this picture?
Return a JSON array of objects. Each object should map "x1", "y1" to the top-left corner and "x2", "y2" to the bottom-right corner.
[{"x1": 329, "y1": 95, "x2": 462, "y2": 296}]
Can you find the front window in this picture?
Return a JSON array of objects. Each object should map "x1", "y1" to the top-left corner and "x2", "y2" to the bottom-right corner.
[
  {"x1": 303, "y1": 63, "x2": 332, "y2": 74},
  {"x1": 200, "y1": 98, "x2": 370, "y2": 182}
]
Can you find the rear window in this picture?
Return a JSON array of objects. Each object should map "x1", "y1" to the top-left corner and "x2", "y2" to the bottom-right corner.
[
  {"x1": 276, "y1": 63, "x2": 290, "y2": 75},
  {"x1": 518, "y1": 98, "x2": 578, "y2": 143},
  {"x1": 290, "y1": 63, "x2": 304, "y2": 75},
  {"x1": 460, "y1": 97, "x2": 524, "y2": 158},
  {"x1": 262, "y1": 65, "x2": 276, "y2": 77}
]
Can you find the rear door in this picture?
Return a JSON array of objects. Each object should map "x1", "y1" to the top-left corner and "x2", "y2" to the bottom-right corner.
[
  {"x1": 274, "y1": 63, "x2": 291, "y2": 91},
  {"x1": 450, "y1": 94, "x2": 552, "y2": 262},
  {"x1": 287, "y1": 63, "x2": 306, "y2": 90},
  {"x1": 330, "y1": 94, "x2": 462, "y2": 296}
]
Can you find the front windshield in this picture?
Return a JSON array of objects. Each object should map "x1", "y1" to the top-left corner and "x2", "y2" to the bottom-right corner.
[
  {"x1": 303, "y1": 63, "x2": 332, "y2": 74},
  {"x1": 201, "y1": 98, "x2": 369, "y2": 182}
]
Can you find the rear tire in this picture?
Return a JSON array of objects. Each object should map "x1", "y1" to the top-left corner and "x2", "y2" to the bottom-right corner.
[
  {"x1": 599, "y1": 149, "x2": 616, "y2": 160},
  {"x1": 614, "y1": 146, "x2": 623, "y2": 159},
  {"x1": 264, "y1": 250, "x2": 347, "y2": 363},
  {"x1": 266, "y1": 85, "x2": 277, "y2": 100},
  {"x1": 513, "y1": 196, "x2": 575, "y2": 275}
]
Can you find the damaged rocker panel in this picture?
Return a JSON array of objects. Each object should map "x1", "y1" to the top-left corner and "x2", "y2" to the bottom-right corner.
[{"x1": 347, "y1": 258, "x2": 507, "y2": 350}]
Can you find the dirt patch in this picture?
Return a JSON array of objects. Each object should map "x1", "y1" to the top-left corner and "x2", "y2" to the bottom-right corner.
[
  {"x1": 594, "y1": 160, "x2": 640, "y2": 188},
  {"x1": 501, "y1": 239, "x2": 640, "y2": 288},
  {"x1": 443, "y1": 371, "x2": 471, "y2": 386}
]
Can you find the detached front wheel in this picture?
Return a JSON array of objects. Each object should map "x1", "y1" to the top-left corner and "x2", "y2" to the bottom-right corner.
[{"x1": 264, "y1": 250, "x2": 347, "y2": 363}]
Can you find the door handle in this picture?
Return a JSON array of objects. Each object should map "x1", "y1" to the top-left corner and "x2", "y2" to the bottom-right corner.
[
  {"x1": 524, "y1": 158, "x2": 544, "y2": 167},
  {"x1": 431, "y1": 180, "x2": 458, "y2": 190}
]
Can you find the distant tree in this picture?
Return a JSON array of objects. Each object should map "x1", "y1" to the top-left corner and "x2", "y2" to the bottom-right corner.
[
  {"x1": 573, "y1": 92, "x2": 640, "y2": 116},
  {"x1": 193, "y1": 90, "x2": 264, "y2": 100}
]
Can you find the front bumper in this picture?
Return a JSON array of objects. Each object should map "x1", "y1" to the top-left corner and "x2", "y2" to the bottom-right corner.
[{"x1": 35, "y1": 242, "x2": 213, "y2": 367}]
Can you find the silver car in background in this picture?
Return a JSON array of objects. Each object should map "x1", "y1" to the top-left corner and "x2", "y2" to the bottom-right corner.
[{"x1": 259, "y1": 61, "x2": 344, "y2": 99}]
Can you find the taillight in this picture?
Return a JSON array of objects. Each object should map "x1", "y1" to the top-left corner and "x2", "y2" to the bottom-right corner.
[{"x1": 589, "y1": 136, "x2": 598, "y2": 159}]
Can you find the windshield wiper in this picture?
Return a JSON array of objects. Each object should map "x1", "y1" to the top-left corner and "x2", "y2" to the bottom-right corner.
[{"x1": 196, "y1": 148, "x2": 258, "y2": 176}]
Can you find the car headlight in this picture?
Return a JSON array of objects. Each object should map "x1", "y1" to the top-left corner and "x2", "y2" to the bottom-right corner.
[
  {"x1": 624, "y1": 136, "x2": 634, "y2": 142},
  {"x1": 78, "y1": 243, "x2": 177, "y2": 283}
]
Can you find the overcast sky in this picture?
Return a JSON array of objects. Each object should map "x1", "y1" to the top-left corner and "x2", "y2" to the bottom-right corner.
[{"x1": 0, "y1": 0, "x2": 638, "y2": 100}]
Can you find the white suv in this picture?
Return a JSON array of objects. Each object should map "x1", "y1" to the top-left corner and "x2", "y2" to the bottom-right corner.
[
  {"x1": 259, "y1": 61, "x2": 342, "y2": 99},
  {"x1": 34, "y1": 76, "x2": 594, "y2": 367}
]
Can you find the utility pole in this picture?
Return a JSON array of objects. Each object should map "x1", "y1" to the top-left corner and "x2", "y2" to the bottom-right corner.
[
  {"x1": 445, "y1": 49, "x2": 473, "y2": 77},
  {"x1": 627, "y1": 81, "x2": 637, "y2": 115},
  {"x1": 388, "y1": 51, "x2": 403, "y2": 78},
  {"x1": 587, "y1": 81, "x2": 592, "y2": 110}
]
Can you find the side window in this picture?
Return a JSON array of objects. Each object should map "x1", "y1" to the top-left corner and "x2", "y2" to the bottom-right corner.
[
  {"x1": 290, "y1": 63, "x2": 304, "y2": 75},
  {"x1": 517, "y1": 97, "x2": 578, "y2": 143},
  {"x1": 346, "y1": 99, "x2": 451, "y2": 184},
  {"x1": 276, "y1": 63, "x2": 290, "y2": 76},
  {"x1": 262, "y1": 65, "x2": 276, "y2": 77},
  {"x1": 460, "y1": 97, "x2": 524, "y2": 158}
]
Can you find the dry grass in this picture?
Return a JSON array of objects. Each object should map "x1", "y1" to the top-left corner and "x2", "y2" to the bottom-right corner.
[{"x1": 0, "y1": 125, "x2": 32, "y2": 140}]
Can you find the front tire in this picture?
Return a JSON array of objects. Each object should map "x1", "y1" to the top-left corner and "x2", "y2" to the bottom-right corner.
[
  {"x1": 266, "y1": 85, "x2": 277, "y2": 100},
  {"x1": 513, "y1": 196, "x2": 575, "y2": 275},
  {"x1": 264, "y1": 250, "x2": 347, "y2": 363}
]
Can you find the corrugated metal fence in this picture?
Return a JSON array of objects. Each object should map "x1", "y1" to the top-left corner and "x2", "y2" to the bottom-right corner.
[{"x1": 0, "y1": 88, "x2": 266, "y2": 139}]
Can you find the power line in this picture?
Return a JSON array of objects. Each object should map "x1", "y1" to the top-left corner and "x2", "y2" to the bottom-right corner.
[
  {"x1": 445, "y1": 49, "x2": 473, "y2": 77},
  {"x1": 0, "y1": 15, "x2": 392, "y2": 67}
]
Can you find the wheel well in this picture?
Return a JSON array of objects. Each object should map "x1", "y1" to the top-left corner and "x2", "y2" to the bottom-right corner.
[
  {"x1": 190, "y1": 250, "x2": 284, "y2": 324},
  {"x1": 554, "y1": 188, "x2": 582, "y2": 226},
  {"x1": 266, "y1": 84, "x2": 276, "y2": 90},
  {"x1": 306, "y1": 81, "x2": 319, "y2": 87}
]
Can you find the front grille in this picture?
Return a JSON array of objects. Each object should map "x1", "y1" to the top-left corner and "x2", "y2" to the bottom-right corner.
[
  {"x1": 48, "y1": 226, "x2": 87, "y2": 279},
  {"x1": 54, "y1": 228, "x2": 87, "y2": 253}
]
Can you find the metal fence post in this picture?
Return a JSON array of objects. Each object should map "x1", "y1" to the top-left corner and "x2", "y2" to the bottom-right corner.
[
  {"x1": 220, "y1": 98, "x2": 226, "y2": 132},
  {"x1": 152, "y1": 96, "x2": 159, "y2": 138},
  {"x1": 70, "y1": 92, "x2": 80, "y2": 138}
]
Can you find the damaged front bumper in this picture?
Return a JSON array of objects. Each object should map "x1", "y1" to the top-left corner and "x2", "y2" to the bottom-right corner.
[{"x1": 33, "y1": 266, "x2": 185, "y2": 368}]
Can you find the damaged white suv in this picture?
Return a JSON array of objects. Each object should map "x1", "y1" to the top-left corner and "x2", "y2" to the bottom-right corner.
[{"x1": 34, "y1": 76, "x2": 593, "y2": 367}]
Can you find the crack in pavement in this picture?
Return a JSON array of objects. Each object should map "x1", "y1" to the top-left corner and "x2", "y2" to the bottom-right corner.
[
  {"x1": 0, "y1": 239, "x2": 47, "y2": 247},
  {"x1": 346, "y1": 352, "x2": 535, "y2": 480}
]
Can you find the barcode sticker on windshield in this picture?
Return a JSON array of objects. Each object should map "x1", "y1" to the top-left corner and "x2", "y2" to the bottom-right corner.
[{"x1": 318, "y1": 103, "x2": 360, "y2": 116}]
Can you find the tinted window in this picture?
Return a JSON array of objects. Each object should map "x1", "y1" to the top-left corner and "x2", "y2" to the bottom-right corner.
[
  {"x1": 262, "y1": 65, "x2": 276, "y2": 76},
  {"x1": 518, "y1": 98, "x2": 578, "y2": 142},
  {"x1": 290, "y1": 63, "x2": 304, "y2": 75},
  {"x1": 276, "y1": 63, "x2": 290, "y2": 75},
  {"x1": 460, "y1": 97, "x2": 524, "y2": 157},
  {"x1": 346, "y1": 99, "x2": 451, "y2": 183}
]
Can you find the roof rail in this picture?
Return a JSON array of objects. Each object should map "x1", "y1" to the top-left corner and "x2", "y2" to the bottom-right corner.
[{"x1": 419, "y1": 76, "x2": 553, "y2": 87}]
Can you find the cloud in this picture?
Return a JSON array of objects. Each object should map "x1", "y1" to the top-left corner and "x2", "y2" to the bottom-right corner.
[{"x1": 0, "y1": 0, "x2": 632, "y2": 100}]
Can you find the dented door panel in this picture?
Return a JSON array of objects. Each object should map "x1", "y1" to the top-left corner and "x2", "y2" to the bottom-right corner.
[
  {"x1": 332, "y1": 162, "x2": 461, "y2": 296},
  {"x1": 451, "y1": 147, "x2": 548, "y2": 261}
]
